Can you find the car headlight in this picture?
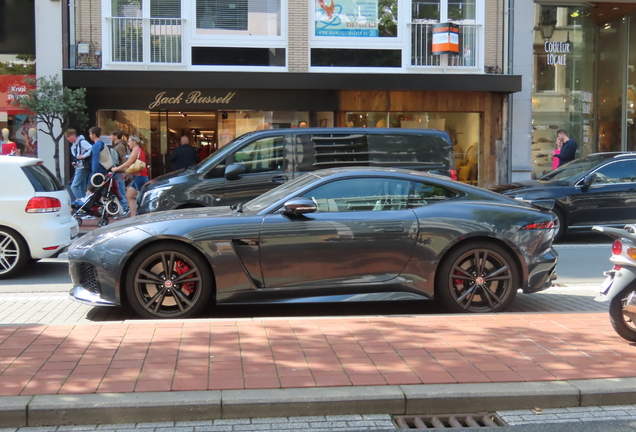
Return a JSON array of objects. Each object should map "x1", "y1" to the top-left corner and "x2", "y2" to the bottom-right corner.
[
  {"x1": 75, "y1": 227, "x2": 138, "y2": 249},
  {"x1": 142, "y1": 186, "x2": 172, "y2": 210}
]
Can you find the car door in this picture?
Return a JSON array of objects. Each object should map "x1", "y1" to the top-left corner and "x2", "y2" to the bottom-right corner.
[
  {"x1": 223, "y1": 134, "x2": 293, "y2": 207},
  {"x1": 258, "y1": 177, "x2": 418, "y2": 288},
  {"x1": 568, "y1": 159, "x2": 636, "y2": 226}
]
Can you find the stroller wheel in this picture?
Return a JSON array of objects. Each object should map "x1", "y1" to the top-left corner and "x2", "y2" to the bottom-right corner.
[
  {"x1": 91, "y1": 173, "x2": 106, "y2": 187},
  {"x1": 99, "y1": 218, "x2": 109, "y2": 227},
  {"x1": 106, "y1": 199, "x2": 122, "y2": 216}
]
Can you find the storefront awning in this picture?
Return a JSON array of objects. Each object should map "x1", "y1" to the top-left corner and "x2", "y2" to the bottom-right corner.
[{"x1": 63, "y1": 70, "x2": 521, "y2": 93}]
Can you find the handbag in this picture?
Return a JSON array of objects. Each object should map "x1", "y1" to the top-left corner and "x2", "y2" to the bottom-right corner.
[{"x1": 125, "y1": 158, "x2": 146, "y2": 175}]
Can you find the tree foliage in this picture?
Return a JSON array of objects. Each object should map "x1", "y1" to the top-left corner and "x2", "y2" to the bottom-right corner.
[{"x1": 11, "y1": 75, "x2": 88, "y2": 181}]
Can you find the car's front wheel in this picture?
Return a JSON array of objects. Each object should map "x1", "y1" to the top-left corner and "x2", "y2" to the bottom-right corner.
[
  {"x1": 0, "y1": 228, "x2": 29, "y2": 279},
  {"x1": 125, "y1": 242, "x2": 213, "y2": 319},
  {"x1": 436, "y1": 242, "x2": 519, "y2": 313}
]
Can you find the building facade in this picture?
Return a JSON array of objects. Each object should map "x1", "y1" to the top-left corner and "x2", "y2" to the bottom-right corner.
[
  {"x1": 511, "y1": 1, "x2": 636, "y2": 181},
  {"x1": 54, "y1": 0, "x2": 519, "y2": 187}
]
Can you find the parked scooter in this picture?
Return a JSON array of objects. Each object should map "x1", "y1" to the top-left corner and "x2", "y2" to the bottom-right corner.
[{"x1": 593, "y1": 224, "x2": 636, "y2": 342}]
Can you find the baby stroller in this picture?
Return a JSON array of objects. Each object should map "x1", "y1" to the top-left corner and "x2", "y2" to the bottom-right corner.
[{"x1": 72, "y1": 172, "x2": 124, "y2": 227}]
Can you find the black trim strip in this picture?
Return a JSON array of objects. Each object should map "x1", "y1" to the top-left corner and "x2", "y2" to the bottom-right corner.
[{"x1": 63, "y1": 70, "x2": 521, "y2": 93}]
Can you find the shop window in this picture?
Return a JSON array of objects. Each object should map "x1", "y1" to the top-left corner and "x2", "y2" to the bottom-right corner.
[
  {"x1": 315, "y1": 0, "x2": 397, "y2": 38},
  {"x1": 196, "y1": 0, "x2": 281, "y2": 36},
  {"x1": 311, "y1": 49, "x2": 401, "y2": 67}
]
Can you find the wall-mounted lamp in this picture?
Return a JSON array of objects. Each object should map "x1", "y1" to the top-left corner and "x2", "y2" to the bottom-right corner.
[{"x1": 539, "y1": 6, "x2": 558, "y2": 41}]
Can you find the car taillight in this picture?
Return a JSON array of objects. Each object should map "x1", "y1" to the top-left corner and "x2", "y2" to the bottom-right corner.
[
  {"x1": 25, "y1": 197, "x2": 62, "y2": 213},
  {"x1": 612, "y1": 240, "x2": 623, "y2": 256},
  {"x1": 522, "y1": 221, "x2": 555, "y2": 230},
  {"x1": 450, "y1": 169, "x2": 458, "y2": 181}
]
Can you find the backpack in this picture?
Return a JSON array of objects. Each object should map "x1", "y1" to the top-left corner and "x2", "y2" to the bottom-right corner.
[
  {"x1": 99, "y1": 144, "x2": 114, "y2": 170},
  {"x1": 71, "y1": 138, "x2": 92, "y2": 169},
  {"x1": 108, "y1": 146, "x2": 120, "y2": 166}
]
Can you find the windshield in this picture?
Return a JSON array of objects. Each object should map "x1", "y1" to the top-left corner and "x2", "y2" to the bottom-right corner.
[
  {"x1": 243, "y1": 173, "x2": 320, "y2": 213},
  {"x1": 194, "y1": 132, "x2": 256, "y2": 170},
  {"x1": 538, "y1": 157, "x2": 603, "y2": 182}
]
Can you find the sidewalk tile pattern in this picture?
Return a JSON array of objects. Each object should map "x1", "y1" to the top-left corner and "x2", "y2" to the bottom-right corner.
[{"x1": 0, "y1": 310, "x2": 634, "y2": 396}]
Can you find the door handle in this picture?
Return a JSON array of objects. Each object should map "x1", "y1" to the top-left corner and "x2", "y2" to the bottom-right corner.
[
  {"x1": 384, "y1": 228, "x2": 405, "y2": 233},
  {"x1": 271, "y1": 175, "x2": 288, "y2": 183}
]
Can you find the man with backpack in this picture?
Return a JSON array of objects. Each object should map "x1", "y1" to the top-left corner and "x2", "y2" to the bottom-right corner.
[
  {"x1": 89, "y1": 126, "x2": 113, "y2": 182},
  {"x1": 109, "y1": 129, "x2": 130, "y2": 215},
  {"x1": 67, "y1": 129, "x2": 93, "y2": 200}
]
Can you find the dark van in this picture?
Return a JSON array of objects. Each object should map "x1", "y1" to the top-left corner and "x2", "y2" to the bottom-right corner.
[{"x1": 137, "y1": 128, "x2": 455, "y2": 214}]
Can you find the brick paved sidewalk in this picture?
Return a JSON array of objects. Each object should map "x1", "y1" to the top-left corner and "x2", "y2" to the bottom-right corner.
[{"x1": 1, "y1": 312, "x2": 635, "y2": 397}]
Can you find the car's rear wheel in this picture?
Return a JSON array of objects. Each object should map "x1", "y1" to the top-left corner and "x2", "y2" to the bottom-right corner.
[
  {"x1": 125, "y1": 242, "x2": 213, "y2": 319},
  {"x1": 436, "y1": 242, "x2": 519, "y2": 313},
  {"x1": 0, "y1": 228, "x2": 29, "y2": 279}
]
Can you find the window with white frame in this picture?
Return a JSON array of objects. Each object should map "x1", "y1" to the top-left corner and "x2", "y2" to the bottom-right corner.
[{"x1": 196, "y1": 0, "x2": 281, "y2": 36}]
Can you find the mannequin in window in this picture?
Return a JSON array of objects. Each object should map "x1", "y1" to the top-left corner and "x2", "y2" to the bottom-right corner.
[
  {"x1": 1, "y1": 128, "x2": 18, "y2": 155},
  {"x1": 24, "y1": 128, "x2": 37, "y2": 157}
]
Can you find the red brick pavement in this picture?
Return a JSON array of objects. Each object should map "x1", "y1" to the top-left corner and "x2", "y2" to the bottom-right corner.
[{"x1": 0, "y1": 313, "x2": 634, "y2": 396}]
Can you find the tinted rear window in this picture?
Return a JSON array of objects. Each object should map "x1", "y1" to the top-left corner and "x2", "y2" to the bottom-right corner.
[
  {"x1": 368, "y1": 134, "x2": 447, "y2": 166},
  {"x1": 22, "y1": 165, "x2": 64, "y2": 192}
]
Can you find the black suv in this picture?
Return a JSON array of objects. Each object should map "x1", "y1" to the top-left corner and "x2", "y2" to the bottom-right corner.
[{"x1": 138, "y1": 128, "x2": 455, "y2": 214}]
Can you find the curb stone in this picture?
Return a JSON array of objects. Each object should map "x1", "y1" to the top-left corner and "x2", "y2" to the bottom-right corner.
[{"x1": 0, "y1": 380, "x2": 634, "y2": 428}]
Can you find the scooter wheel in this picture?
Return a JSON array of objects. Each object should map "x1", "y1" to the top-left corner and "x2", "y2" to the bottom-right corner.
[{"x1": 609, "y1": 286, "x2": 636, "y2": 342}]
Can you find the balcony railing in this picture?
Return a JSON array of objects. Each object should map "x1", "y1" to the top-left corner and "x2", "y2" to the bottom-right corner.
[
  {"x1": 108, "y1": 17, "x2": 184, "y2": 65},
  {"x1": 410, "y1": 23, "x2": 480, "y2": 69}
]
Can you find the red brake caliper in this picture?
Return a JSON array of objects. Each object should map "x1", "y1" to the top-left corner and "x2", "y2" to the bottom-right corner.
[
  {"x1": 174, "y1": 260, "x2": 196, "y2": 294},
  {"x1": 453, "y1": 270, "x2": 464, "y2": 288}
]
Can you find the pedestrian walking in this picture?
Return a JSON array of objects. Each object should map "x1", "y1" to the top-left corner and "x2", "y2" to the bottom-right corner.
[
  {"x1": 89, "y1": 126, "x2": 113, "y2": 182},
  {"x1": 67, "y1": 129, "x2": 93, "y2": 200},
  {"x1": 111, "y1": 135, "x2": 149, "y2": 217},
  {"x1": 168, "y1": 135, "x2": 199, "y2": 171},
  {"x1": 109, "y1": 129, "x2": 130, "y2": 214}
]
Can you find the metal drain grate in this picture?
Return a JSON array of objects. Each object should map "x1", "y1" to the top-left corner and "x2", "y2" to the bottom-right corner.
[{"x1": 394, "y1": 413, "x2": 507, "y2": 429}]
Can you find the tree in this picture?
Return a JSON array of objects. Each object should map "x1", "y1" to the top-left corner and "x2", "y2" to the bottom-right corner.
[{"x1": 11, "y1": 75, "x2": 88, "y2": 181}]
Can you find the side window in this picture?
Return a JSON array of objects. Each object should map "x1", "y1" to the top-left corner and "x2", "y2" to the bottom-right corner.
[
  {"x1": 593, "y1": 161, "x2": 636, "y2": 184},
  {"x1": 301, "y1": 177, "x2": 411, "y2": 212},
  {"x1": 230, "y1": 136, "x2": 286, "y2": 174},
  {"x1": 408, "y1": 181, "x2": 459, "y2": 208},
  {"x1": 367, "y1": 134, "x2": 448, "y2": 167}
]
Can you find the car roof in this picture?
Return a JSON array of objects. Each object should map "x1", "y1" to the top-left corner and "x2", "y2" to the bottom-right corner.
[
  {"x1": 308, "y1": 166, "x2": 450, "y2": 181},
  {"x1": 0, "y1": 156, "x2": 42, "y2": 167},
  {"x1": 587, "y1": 151, "x2": 636, "y2": 160},
  {"x1": 240, "y1": 127, "x2": 451, "y2": 140}
]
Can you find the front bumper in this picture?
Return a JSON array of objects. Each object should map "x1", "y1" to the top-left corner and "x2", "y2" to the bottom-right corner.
[
  {"x1": 69, "y1": 285, "x2": 116, "y2": 306},
  {"x1": 523, "y1": 246, "x2": 558, "y2": 294}
]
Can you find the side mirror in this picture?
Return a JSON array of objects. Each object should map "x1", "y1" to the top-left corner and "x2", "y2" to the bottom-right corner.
[
  {"x1": 225, "y1": 163, "x2": 247, "y2": 180},
  {"x1": 582, "y1": 173, "x2": 597, "y2": 189},
  {"x1": 283, "y1": 198, "x2": 317, "y2": 215}
]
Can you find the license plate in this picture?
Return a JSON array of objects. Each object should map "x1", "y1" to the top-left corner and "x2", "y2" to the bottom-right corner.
[
  {"x1": 71, "y1": 225, "x2": 79, "y2": 239},
  {"x1": 600, "y1": 275, "x2": 614, "y2": 295}
]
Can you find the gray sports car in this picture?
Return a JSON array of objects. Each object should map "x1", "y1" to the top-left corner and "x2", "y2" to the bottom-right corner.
[{"x1": 68, "y1": 168, "x2": 558, "y2": 319}]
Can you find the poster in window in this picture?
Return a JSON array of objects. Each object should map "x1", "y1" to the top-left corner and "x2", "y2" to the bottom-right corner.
[
  {"x1": 315, "y1": 0, "x2": 378, "y2": 37},
  {"x1": 432, "y1": 23, "x2": 459, "y2": 54}
]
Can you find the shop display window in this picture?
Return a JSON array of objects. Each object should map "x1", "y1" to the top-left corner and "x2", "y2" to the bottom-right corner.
[{"x1": 345, "y1": 111, "x2": 480, "y2": 184}]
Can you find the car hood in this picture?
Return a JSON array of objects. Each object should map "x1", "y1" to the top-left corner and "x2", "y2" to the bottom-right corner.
[
  {"x1": 91, "y1": 207, "x2": 240, "y2": 235},
  {"x1": 143, "y1": 168, "x2": 191, "y2": 188},
  {"x1": 489, "y1": 179, "x2": 567, "y2": 195}
]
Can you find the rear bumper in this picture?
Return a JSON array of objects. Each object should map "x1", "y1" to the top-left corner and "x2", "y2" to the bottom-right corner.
[
  {"x1": 27, "y1": 218, "x2": 79, "y2": 259},
  {"x1": 523, "y1": 246, "x2": 558, "y2": 294}
]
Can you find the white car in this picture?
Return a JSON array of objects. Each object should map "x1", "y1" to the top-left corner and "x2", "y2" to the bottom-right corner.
[{"x1": 0, "y1": 156, "x2": 79, "y2": 278}]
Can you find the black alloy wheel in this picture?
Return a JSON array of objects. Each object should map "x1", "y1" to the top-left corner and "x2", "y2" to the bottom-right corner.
[
  {"x1": 437, "y1": 242, "x2": 519, "y2": 313},
  {"x1": 125, "y1": 243, "x2": 212, "y2": 319},
  {"x1": 0, "y1": 228, "x2": 28, "y2": 279}
]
